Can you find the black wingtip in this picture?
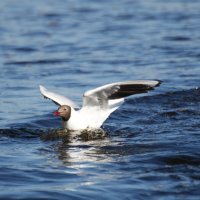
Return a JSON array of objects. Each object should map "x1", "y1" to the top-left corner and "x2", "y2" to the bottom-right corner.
[{"x1": 154, "y1": 80, "x2": 163, "y2": 87}]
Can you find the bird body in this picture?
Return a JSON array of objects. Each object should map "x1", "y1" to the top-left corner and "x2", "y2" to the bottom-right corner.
[
  {"x1": 39, "y1": 80, "x2": 161, "y2": 130},
  {"x1": 67, "y1": 106, "x2": 108, "y2": 130}
]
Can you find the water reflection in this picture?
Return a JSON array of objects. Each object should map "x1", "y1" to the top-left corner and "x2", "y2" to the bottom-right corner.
[{"x1": 42, "y1": 128, "x2": 114, "y2": 166}]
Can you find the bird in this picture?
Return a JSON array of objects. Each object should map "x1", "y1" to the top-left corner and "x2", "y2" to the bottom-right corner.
[{"x1": 39, "y1": 80, "x2": 161, "y2": 130}]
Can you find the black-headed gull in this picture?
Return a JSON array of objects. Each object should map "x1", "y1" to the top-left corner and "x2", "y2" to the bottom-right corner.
[{"x1": 39, "y1": 80, "x2": 161, "y2": 130}]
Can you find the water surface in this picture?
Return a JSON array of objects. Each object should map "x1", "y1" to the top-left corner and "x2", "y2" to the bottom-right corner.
[{"x1": 0, "y1": 0, "x2": 200, "y2": 199}]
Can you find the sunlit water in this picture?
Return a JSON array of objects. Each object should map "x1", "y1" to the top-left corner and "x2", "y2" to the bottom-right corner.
[{"x1": 0, "y1": 0, "x2": 200, "y2": 199}]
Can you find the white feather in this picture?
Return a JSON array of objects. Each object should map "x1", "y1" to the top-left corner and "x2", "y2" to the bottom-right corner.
[
  {"x1": 39, "y1": 80, "x2": 161, "y2": 130},
  {"x1": 39, "y1": 85, "x2": 79, "y2": 109}
]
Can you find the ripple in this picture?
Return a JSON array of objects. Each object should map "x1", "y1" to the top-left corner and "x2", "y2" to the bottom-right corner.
[
  {"x1": 5, "y1": 59, "x2": 70, "y2": 65},
  {"x1": 159, "y1": 154, "x2": 200, "y2": 166},
  {"x1": 163, "y1": 36, "x2": 191, "y2": 42},
  {"x1": 0, "y1": 45, "x2": 37, "y2": 52},
  {"x1": 0, "y1": 128, "x2": 42, "y2": 139}
]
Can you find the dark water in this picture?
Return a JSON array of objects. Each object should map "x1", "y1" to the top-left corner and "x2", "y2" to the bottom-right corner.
[{"x1": 1, "y1": 0, "x2": 200, "y2": 199}]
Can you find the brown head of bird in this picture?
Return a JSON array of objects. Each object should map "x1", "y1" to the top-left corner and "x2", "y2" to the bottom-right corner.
[{"x1": 53, "y1": 105, "x2": 71, "y2": 121}]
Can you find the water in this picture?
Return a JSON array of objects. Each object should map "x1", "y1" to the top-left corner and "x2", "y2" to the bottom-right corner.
[{"x1": 0, "y1": 0, "x2": 200, "y2": 199}]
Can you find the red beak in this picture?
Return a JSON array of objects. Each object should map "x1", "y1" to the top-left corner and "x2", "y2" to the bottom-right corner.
[{"x1": 53, "y1": 111, "x2": 60, "y2": 116}]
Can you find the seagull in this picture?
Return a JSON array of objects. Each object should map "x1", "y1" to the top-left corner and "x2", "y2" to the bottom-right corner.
[{"x1": 39, "y1": 80, "x2": 161, "y2": 130}]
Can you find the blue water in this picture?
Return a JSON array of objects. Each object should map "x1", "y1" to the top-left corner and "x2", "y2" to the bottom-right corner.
[{"x1": 1, "y1": 0, "x2": 200, "y2": 199}]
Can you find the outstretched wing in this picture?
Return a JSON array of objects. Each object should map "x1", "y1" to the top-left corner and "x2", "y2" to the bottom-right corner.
[
  {"x1": 82, "y1": 80, "x2": 161, "y2": 109},
  {"x1": 39, "y1": 85, "x2": 79, "y2": 109}
]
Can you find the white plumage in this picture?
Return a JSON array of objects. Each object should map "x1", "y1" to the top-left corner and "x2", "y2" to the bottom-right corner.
[{"x1": 39, "y1": 80, "x2": 161, "y2": 130}]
